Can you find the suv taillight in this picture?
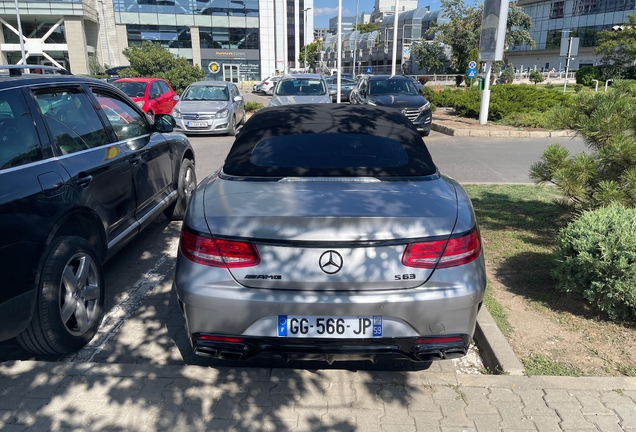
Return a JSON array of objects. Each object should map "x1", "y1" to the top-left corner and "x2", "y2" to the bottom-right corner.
[
  {"x1": 402, "y1": 228, "x2": 482, "y2": 269},
  {"x1": 180, "y1": 228, "x2": 260, "y2": 268}
]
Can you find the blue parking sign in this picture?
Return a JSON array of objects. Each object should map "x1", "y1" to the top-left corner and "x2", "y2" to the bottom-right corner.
[
  {"x1": 366, "y1": 66, "x2": 372, "y2": 74},
  {"x1": 466, "y1": 68, "x2": 477, "y2": 79}
]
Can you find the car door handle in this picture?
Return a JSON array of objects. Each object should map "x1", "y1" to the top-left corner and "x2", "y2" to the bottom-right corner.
[
  {"x1": 130, "y1": 155, "x2": 141, "y2": 166},
  {"x1": 75, "y1": 175, "x2": 93, "y2": 188}
]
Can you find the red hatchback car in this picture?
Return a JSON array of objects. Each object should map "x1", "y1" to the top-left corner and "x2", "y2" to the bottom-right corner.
[{"x1": 112, "y1": 77, "x2": 178, "y2": 122}]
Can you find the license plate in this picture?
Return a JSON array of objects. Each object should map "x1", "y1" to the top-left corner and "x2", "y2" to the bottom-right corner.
[
  {"x1": 277, "y1": 315, "x2": 382, "y2": 338},
  {"x1": 187, "y1": 121, "x2": 207, "y2": 127}
]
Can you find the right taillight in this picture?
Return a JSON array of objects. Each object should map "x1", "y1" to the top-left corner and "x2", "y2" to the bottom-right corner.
[
  {"x1": 402, "y1": 228, "x2": 482, "y2": 269},
  {"x1": 180, "y1": 228, "x2": 260, "y2": 268}
]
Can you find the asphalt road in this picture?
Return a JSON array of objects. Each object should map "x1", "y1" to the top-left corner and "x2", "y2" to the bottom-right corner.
[
  {"x1": 0, "y1": 94, "x2": 585, "y2": 368},
  {"x1": 190, "y1": 90, "x2": 588, "y2": 184}
]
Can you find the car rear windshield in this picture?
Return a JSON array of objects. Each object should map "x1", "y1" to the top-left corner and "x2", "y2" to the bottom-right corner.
[
  {"x1": 250, "y1": 134, "x2": 409, "y2": 169},
  {"x1": 224, "y1": 133, "x2": 435, "y2": 178},
  {"x1": 275, "y1": 79, "x2": 326, "y2": 96}
]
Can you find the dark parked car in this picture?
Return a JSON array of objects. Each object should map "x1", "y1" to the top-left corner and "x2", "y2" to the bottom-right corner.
[
  {"x1": 0, "y1": 68, "x2": 196, "y2": 355},
  {"x1": 324, "y1": 77, "x2": 357, "y2": 102},
  {"x1": 350, "y1": 75, "x2": 432, "y2": 136}
]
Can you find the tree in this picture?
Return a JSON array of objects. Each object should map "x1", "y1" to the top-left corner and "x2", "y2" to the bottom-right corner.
[
  {"x1": 119, "y1": 42, "x2": 205, "y2": 94},
  {"x1": 88, "y1": 56, "x2": 105, "y2": 75},
  {"x1": 530, "y1": 81, "x2": 636, "y2": 210},
  {"x1": 529, "y1": 69, "x2": 544, "y2": 85},
  {"x1": 299, "y1": 40, "x2": 323, "y2": 66},
  {"x1": 596, "y1": 15, "x2": 636, "y2": 67},
  {"x1": 353, "y1": 22, "x2": 380, "y2": 34},
  {"x1": 501, "y1": 63, "x2": 515, "y2": 83},
  {"x1": 412, "y1": 0, "x2": 534, "y2": 73}
]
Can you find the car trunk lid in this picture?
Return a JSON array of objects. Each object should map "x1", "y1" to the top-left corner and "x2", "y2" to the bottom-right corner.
[{"x1": 202, "y1": 177, "x2": 458, "y2": 291}]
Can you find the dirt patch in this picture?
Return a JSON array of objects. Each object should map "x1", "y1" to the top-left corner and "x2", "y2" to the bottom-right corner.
[{"x1": 486, "y1": 267, "x2": 636, "y2": 376}]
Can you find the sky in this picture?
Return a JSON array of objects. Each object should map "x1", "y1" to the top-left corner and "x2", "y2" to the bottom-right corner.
[{"x1": 312, "y1": 0, "x2": 442, "y2": 28}]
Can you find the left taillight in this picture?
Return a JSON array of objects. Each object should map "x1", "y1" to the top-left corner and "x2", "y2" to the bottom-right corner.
[
  {"x1": 180, "y1": 227, "x2": 260, "y2": 268},
  {"x1": 402, "y1": 228, "x2": 482, "y2": 269}
]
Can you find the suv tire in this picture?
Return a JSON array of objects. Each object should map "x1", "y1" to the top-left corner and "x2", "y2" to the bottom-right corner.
[
  {"x1": 164, "y1": 158, "x2": 196, "y2": 221},
  {"x1": 17, "y1": 236, "x2": 104, "y2": 355}
]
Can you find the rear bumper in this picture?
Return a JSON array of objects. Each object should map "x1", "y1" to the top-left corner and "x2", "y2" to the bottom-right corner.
[
  {"x1": 174, "y1": 253, "x2": 486, "y2": 361},
  {"x1": 191, "y1": 334, "x2": 471, "y2": 362}
]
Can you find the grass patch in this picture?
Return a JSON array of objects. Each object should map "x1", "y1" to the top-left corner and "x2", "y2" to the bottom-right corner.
[
  {"x1": 483, "y1": 284, "x2": 513, "y2": 337},
  {"x1": 522, "y1": 354, "x2": 583, "y2": 376},
  {"x1": 245, "y1": 101, "x2": 264, "y2": 112}
]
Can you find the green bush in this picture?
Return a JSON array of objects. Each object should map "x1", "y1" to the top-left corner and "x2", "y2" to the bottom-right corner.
[
  {"x1": 245, "y1": 101, "x2": 264, "y2": 112},
  {"x1": 452, "y1": 84, "x2": 571, "y2": 121},
  {"x1": 545, "y1": 82, "x2": 554, "y2": 89},
  {"x1": 501, "y1": 63, "x2": 515, "y2": 84},
  {"x1": 529, "y1": 70, "x2": 544, "y2": 85},
  {"x1": 423, "y1": 86, "x2": 461, "y2": 108},
  {"x1": 575, "y1": 66, "x2": 601, "y2": 86},
  {"x1": 553, "y1": 205, "x2": 636, "y2": 321},
  {"x1": 498, "y1": 106, "x2": 569, "y2": 129},
  {"x1": 574, "y1": 83, "x2": 583, "y2": 93}
]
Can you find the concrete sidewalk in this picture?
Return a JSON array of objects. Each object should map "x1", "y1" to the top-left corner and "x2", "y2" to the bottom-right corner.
[{"x1": 2, "y1": 360, "x2": 636, "y2": 431}]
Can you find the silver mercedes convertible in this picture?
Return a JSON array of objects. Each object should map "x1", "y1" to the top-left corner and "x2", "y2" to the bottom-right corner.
[{"x1": 174, "y1": 104, "x2": 486, "y2": 363}]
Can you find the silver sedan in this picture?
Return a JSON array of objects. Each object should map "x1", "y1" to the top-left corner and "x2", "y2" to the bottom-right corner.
[
  {"x1": 172, "y1": 81, "x2": 246, "y2": 136},
  {"x1": 174, "y1": 104, "x2": 486, "y2": 364}
]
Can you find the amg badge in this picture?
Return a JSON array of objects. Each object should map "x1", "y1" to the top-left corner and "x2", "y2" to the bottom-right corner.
[{"x1": 245, "y1": 275, "x2": 282, "y2": 280}]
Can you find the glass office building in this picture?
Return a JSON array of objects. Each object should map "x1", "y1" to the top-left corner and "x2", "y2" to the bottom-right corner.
[
  {"x1": 0, "y1": 0, "x2": 313, "y2": 80},
  {"x1": 508, "y1": 0, "x2": 636, "y2": 70}
]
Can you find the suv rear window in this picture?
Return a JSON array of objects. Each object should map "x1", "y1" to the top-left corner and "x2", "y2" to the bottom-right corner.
[{"x1": 250, "y1": 134, "x2": 408, "y2": 169}]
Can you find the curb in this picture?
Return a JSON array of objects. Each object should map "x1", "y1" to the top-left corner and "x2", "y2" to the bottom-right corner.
[
  {"x1": 474, "y1": 306, "x2": 526, "y2": 376},
  {"x1": 431, "y1": 122, "x2": 576, "y2": 138}
]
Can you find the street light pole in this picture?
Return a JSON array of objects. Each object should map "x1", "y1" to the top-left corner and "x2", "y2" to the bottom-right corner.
[
  {"x1": 99, "y1": 0, "x2": 112, "y2": 67},
  {"x1": 303, "y1": 7, "x2": 311, "y2": 72},
  {"x1": 391, "y1": 0, "x2": 399, "y2": 75},
  {"x1": 14, "y1": 0, "x2": 27, "y2": 67},
  {"x1": 352, "y1": 0, "x2": 359, "y2": 77}
]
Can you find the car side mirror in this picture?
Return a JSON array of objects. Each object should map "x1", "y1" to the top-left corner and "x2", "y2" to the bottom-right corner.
[
  {"x1": 151, "y1": 93, "x2": 160, "y2": 99},
  {"x1": 329, "y1": 89, "x2": 337, "y2": 96},
  {"x1": 154, "y1": 114, "x2": 175, "y2": 133},
  {"x1": 173, "y1": 95, "x2": 180, "y2": 101},
  {"x1": 234, "y1": 95, "x2": 244, "y2": 102}
]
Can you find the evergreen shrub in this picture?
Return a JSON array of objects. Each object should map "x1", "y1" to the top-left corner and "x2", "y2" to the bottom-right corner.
[
  {"x1": 452, "y1": 85, "x2": 570, "y2": 121},
  {"x1": 575, "y1": 66, "x2": 601, "y2": 86},
  {"x1": 554, "y1": 205, "x2": 636, "y2": 321}
]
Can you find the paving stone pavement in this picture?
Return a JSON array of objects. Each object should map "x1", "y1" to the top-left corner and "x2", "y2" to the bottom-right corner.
[{"x1": 2, "y1": 360, "x2": 636, "y2": 431}]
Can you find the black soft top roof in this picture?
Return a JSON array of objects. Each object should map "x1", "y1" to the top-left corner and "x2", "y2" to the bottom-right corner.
[{"x1": 223, "y1": 104, "x2": 437, "y2": 178}]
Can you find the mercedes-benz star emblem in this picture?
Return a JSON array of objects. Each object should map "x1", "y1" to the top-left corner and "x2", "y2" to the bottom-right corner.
[
  {"x1": 319, "y1": 251, "x2": 343, "y2": 274},
  {"x1": 195, "y1": 114, "x2": 200, "y2": 119}
]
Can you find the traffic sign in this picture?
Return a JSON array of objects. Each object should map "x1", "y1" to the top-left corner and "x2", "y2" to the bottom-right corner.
[
  {"x1": 466, "y1": 68, "x2": 477, "y2": 79},
  {"x1": 366, "y1": 66, "x2": 372, "y2": 74},
  {"x1": 468, "y1": 61, "x2": 477, "y2": 69},
  {"x1": 403, "y1": 47, "x2": 410, "y2": 54}
]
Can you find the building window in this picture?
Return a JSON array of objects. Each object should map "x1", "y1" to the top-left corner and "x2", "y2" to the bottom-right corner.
[
  {"x1": 550, "y1": 1, "x2": 564, "y2": 18},
  {"x1": 546, "y1": 29, "x2": 562, "y2": 49},
  {"x1": 199, "y1": 28, "x2": 259, "y2": 49},
  {"x1": 127, "y1": 25, "x2": 192, "y2": 48}
]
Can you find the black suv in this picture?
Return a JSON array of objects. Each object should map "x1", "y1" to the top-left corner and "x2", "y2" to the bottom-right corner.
[
  {"x1": 349, "y1": 75, "x2": 432, "y2": 136},
  {"x1": 0, "y1": 67, "x2": 196, "y2": 355}
]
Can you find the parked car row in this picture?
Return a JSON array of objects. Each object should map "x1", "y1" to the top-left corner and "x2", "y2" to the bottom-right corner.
[{"x1": 1, "y1": 66, "x2": 454, "y2": 365}]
